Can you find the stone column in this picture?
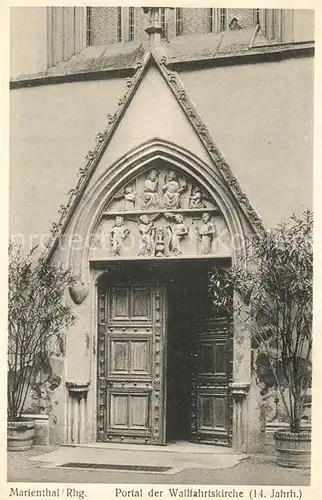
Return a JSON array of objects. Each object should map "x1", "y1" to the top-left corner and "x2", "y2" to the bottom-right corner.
[
  {"x1": 66, "y1": 382, "x2": 90, "y2": 444},
  {"x1": 229, "y1": 382, "x2": 250, "y2": 452},
  {"x1": 231, "y1": 294, "x2": 265, "y2": 453}
]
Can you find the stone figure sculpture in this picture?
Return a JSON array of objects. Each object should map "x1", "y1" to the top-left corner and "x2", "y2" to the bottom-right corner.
[
  {"x1": 197, "y1": 212, "x2": 217, "y2": 255},
  {"x1": 162, "y1": 170, "x2": 187, "y2": 209},
  {"x1": 166, "y1": 214, "x2": 189, "y2": 255},
  {"x1": 109, "y1": 216, "x2": 130, "y2": 256},
  {"x1": 121, "y1": 186, "x2": 136, "y2": 211},
  {"x1": 189, "y1": 186, "x2": 206, "y2": 209},
  {"x1": 143, "y1": 169, "x2": 159, "y2": 208},
  {"x1": 137, "y1": 214, "x2": 155, "y2": 256}
]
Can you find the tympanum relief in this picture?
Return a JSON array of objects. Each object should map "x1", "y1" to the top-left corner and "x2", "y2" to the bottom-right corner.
[{"x1": 90, "y1": 166, "x2": 232, "y2": 259}]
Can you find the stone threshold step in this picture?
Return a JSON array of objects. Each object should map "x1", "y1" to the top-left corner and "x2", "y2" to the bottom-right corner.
[{"x1": 60, "y1": 442, "x2": 236, "y2": 455}]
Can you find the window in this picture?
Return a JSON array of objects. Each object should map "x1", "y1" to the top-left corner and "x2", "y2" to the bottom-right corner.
[
  {"x1": 208, "y1": 8, "x2": 215, "y2": 33},
  {"x1": 85, "y1": 7, "x2": 126, "y2": 46},
  {"x1": 219, "y1": 8, "x2": 228, "y2": 32},
  {"x1": 117, "y1": 7, "x2": 122, "y2": 42},
  {"x1": 208, "y1": 8, "x2": 228, "y2": 34},
  {"x1": 128, "y1": 7, "x2": 135, "y2": 41},
  {"x1": 161, "y1": 8, "x2": 166, "y2": 39},
  {"x1": 86, "y1": 7, "x2": 92, "y2": 46},
  {"x1": 261, "y1": 9, "x2": 282, "y2": 41},
  {"x1": 175, "y1": 8, "x2": 183, "y2": 36}
]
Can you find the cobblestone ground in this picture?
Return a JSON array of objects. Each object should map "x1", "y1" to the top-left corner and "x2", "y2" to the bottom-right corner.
[{"x1": 7, "y1": 446, "x2": 310, "y2": 485}]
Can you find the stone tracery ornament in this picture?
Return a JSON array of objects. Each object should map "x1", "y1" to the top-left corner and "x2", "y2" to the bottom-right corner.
[
  {"x1": 137, "y1": 214, "x2": 155, "y2": 256},
  {"x1": 109, "y1": 216, "x2": 130, "y2": 256},
  {"x1": 162, "y1": 170, "x2": 187, "y2": 209},
  {"x1": 142, "y1": 169, "x2": 159, "y2": 209},
  {"x1": 165, "y1": 213, "x2": 189, "y2": 256},
  {"x1": 197, "y1": 212, "x2": 217, "y2": 255}
]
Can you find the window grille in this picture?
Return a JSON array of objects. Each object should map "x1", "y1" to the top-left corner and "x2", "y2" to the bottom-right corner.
[
  {"x1": 129, "y1": 7, "x2": 135, "y2": 41},
  {"x1": 85, "y1": 7, "x2": 119, "y2": 46}
]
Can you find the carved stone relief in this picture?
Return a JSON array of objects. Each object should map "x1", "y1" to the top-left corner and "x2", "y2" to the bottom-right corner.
[
  {"x1": 109, "y1": 216, "x2": 130, "y2": 256},
  {"x1": 162, "y1": 170, "x2": 187, "y2": 209},
  {"x1": 112, "y1": 184, "x2": 137, "y2": 212},
  {"x1": 154, "y1": 227, "x2": 166, "y2": 257},
  {"x1": 121, "y1": 186, "x2": 136, "y2": 211},
  {"x1": 197, "y1": 212, "x2": 217, "y2": 255},
  {"x1": 89, "y1": 165, "x2": 232, "y2": 260},
  {"x1": 165, "y1": 213, "x2": 189, "y2": 256},
  {"x1": 137, "y1": 215, "x2": 155, "y2": 256},
  {"x1": 189, "y1": 186, "x2": 207, "y2": 209},
  {"x1": 142, "y1": 169, "x2": 159, "y2": 209}
]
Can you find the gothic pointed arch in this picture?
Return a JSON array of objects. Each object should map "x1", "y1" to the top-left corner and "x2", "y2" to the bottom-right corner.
[
  {"x1": 44, "y1": 51, "x2": 264, "y2": 272},
  {"x1": 65, "y1": 138, "x2": 249, "y2": 280}
]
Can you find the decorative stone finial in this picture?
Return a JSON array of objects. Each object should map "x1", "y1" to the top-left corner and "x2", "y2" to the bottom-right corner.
[{"x1": 142, "y1": 7, "x2": 174, "y2": 45}]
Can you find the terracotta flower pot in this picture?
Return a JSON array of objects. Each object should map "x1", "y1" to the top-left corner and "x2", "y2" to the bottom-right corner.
[
  {"x1": 7, "y1": 418, "x2": 35, "y2": 451},
  {"x1": 274, "y1": 429, "x2": 311, "y2": 469}
]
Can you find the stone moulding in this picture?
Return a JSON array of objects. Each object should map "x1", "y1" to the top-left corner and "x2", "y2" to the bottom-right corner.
[
  {"x1": 43, "y1": 49, "x2": 265, "y2": 265},
  {"x1": 229, "y1": 382, "x2": 250, "y2": 452},
  {"x1": 66, "y1": 382, "x2": 90, "y2": 444},
  {"x1": 66, "y1": 382, "x2": 90, "y2": 397},
  {"x1": 229, "y1": 382, "x2": 250, "y2": 397}
]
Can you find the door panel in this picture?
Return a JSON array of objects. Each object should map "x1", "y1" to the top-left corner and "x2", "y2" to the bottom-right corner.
[
  {"x1": 111, "y1": 287, "x2": 130, "y2": 319},
  {"x1": 191, "y1": 317, "x2": 233, "y2": 446},
  {"x1": 97, "y1": 281, "x2": 166, "y2": 444},
  {"x1": 132, "y1": 286, "x2": 151, "y2": 319}
]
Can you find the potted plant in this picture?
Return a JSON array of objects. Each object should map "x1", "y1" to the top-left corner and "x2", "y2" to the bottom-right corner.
[
  {"x1": 8, "y1": 243, "x2": 76, "y2": 451},
  {"x1": 209, "y1": 211, "x2": 313, "y2": 468}
]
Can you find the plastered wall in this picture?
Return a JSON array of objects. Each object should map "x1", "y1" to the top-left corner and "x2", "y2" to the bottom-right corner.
[
  {"x1": 10, "y1": 7, "x2": 48, "y2": 76},
  {"x1": 180, "y1": 56, "x2": 314, "y2": 228}
]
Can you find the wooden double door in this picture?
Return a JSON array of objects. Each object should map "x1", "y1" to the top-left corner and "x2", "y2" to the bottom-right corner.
[{"x1": 97, "y1": 264, "x2": 233, "y2": 446}]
